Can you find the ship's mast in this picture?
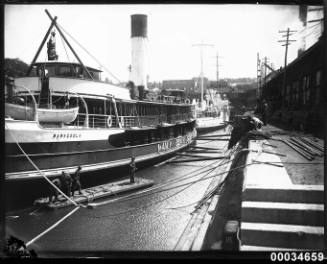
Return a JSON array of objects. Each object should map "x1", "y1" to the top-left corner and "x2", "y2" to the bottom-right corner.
[
  {"x1": 216, "y1": 51, "x2": 219, "y2": 90},
  {"x1": 26, "y1": 9, "x2": 93, "y2": 80},
  {"x1": 192, "y1": 41, "x2": 214, "y2": 109}
]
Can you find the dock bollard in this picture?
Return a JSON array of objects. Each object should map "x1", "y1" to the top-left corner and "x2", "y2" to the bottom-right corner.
[{"x1": 222, "y1": 220, "x2": 240, "y2": 250}]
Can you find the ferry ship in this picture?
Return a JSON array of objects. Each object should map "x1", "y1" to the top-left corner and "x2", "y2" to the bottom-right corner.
[
  {"x1": 5, "y1": 10, "x2": 196, "y2": 182},
  {"x1": 191, "y1": 47, "x2": 230, "y2": 133},
  {"x1": 194, "y1": 89, "x2": 230, "y2": 133}
]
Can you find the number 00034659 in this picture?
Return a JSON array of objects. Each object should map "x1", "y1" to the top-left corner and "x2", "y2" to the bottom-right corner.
[{"x1": 270, "y1": 252, "x2": 324, "y2": 262}]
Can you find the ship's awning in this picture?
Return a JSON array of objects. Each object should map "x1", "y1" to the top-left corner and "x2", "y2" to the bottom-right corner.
[
  {"x1": 160, "y1": 122, "x2": 174, "y2": 127},
  {"x1": 115, "y1": 98, "x2": 137, "y2": 104},
  {"x1": 33, "y1": 61, "x2": 103, "y2": 72},
  {"x1": 125, "y1": 126, "x2": 157, "y2": 131}
]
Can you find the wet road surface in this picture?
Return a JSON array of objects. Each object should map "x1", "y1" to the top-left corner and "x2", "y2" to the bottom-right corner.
[{"x1": 6, "y1": 127, "x2": 232, "y2": 255}]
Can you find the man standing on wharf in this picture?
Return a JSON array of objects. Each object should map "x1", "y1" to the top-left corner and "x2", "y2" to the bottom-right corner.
[
  {"x1": 129, "y1": 157, "x2": 137, "y2": 184},
  {"x1": 60, "y1": 171, "x2": 72, "y2": 198},
  {"x1": 72, "y1": 166, "x2": 83, "y2": 196}
]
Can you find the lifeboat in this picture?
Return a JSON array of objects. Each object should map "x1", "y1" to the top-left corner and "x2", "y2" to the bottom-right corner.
[{"x1": 5, "y1": 102, "x2": 79, "y2": 123}]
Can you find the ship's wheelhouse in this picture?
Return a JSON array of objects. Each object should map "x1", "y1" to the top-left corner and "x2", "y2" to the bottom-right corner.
[{"x1": 29, "y1": 62, "x2": 102, "y2": 81}]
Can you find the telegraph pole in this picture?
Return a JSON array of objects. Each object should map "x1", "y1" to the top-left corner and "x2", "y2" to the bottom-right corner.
[
  {"x1": 264, "y1": 56, "x2": 268, "y2": 86},
  {"x1": 278, "y1": 28, "x2": 297, "y2": 107},
  {"x1": 257, "y1": 53, "x2": 261, "y2": 98},
  {"x1": 214, "y1": 51, "x2": 223, "y2": 91},
  {"x1": 216, "y1": 51, "x2": 219, "y2": 89},
  {"x1": 278, "y1": 28, "x2": 297, "y2": 68},
  {"x1": 210, "y1": 51, "x2": 223, "y2": 91},
  {"x1": 192, "y1": 41, "x2": 214, "y2": 109}
]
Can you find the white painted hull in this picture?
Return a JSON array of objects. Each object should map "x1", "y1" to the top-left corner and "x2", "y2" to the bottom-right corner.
[
  {"x1": 5, "y1": 118, "x2": 197, "y2": 181},
  {"x1": 5, "y1": 119, "x2": 124, "y2": 143},
  {"x1": 6, "y1": 134, "x2": 194, "y2": 181},
  {"x1": 196, "y1": 116, "x2": 224, "y2": 129}
]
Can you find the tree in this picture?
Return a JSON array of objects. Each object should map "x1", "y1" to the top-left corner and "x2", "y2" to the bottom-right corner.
[{"x1": 5, "y1": 58, "x2": 29, "y2": 78}]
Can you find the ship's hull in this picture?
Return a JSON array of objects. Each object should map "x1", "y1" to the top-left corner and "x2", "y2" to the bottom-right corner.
[
  {"x1": 195, "y1": 116, "x2": 228, "y2": 134},
  {"x1": 5, "y1": 119, "x2": 196, "y2": 181}
]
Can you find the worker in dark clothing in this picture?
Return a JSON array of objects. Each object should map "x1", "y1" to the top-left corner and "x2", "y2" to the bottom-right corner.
[
  {"x1": 262, "y1": 99, "x2": 268, "y2": 125},
  {"x1": 129, "y1": 156, "x2": 137, "y2": 184},
  {"x1": 47, "y1": 31, "x2": 58, "y2": 61},
  {"x1": 254, "y1": 99, "x2": 263, "y2": 118},
  {"x1": 60, "y1": 171, "x2": 72, "y2": 198},
  {"x1": 64, "y1": 92, "x2": 70, "y2": 108},
  {"x1": 254, "y1": 99, "x2": 268, "y2": 125},
  {"x1": 48, "y1": 178, "x2": 61, "y2": 203},
  {"x1": 228, "y1": 116, "x2": 255, "y2": 149},
  {"x1": 71, "y1": 166, "x2": 82, "y2": 196},
  {"x1": 228, "y1": 115, "x2": 270, "y2": 149}
]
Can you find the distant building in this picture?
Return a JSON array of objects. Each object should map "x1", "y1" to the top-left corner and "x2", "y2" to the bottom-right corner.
[
  {"x1": 261, "y1": 37, "x2": 324, "y2": 135},
  {"x1": 162, "y1": 77, "x2": 209, "y2": 98},
  {"x1": 147, "y1": 81, "x2": 162, "y2": 91}
]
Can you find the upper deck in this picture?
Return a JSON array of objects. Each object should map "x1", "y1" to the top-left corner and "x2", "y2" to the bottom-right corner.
[
  {"x1": 15, "y1": 61, "x2": 193, "y2": 106},
  {"x1": 30, "y1": 61, "x2": 102, "y2": 81}
]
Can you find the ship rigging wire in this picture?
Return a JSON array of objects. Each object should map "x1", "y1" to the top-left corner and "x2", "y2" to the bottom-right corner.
[
  {"x1": 87, "y1": 145, "x2": 234, "y2": 209},
  {"x1": 89, "y1": 145, "x2": 238, "y2": 218},
  {"x1": 59, "y1": 30, "x2": 73, "y2": 66},
  {"x1": 91, "y1": 156, "x2": 228, "y2": 218},
  {"x1": 5, "y1": 124, "x2": 89, "y2": 248},
  {"x1": 57, "y1": 22, "x2": 121, "y2": 84},
  {"x1": 23, "y1": 141, "x2": 236, "y2": 244},
  {"x1": 8, "y1": 123, "x2": 233, "y2": 242},
  {"x1": 89, "y1": 160, "x2": 252, "y2": 219},
  {"x1": 5, "y1": 124, "x2": 81, "y2": 208}
]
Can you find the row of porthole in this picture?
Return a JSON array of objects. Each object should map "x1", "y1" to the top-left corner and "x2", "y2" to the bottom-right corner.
[{"x1": 52, "y1": 133, "x2": 82, "y2": 139}]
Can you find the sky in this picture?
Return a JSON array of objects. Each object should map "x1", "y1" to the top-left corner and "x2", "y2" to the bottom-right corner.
[{"x1": 4, "y1": 4, "x2": 323, "y2": 84}]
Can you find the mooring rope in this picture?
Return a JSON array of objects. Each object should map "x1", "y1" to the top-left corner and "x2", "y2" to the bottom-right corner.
[
  {"x1": 90, "y1": 147, "x2": 240, "y2": 218},
  {"x1": 166, "y1": 159, "x2": 230, "y2": 211},
  {"x1": 5, "y1": 124, "x2": 90, "y2": 247},
  {"x1": 88, "y1": 146, "x2": 236, "y2": 209},
  {"x1": 26, "y1": 206, "x2": 80, "y2": 247},
  {"x1": 91, "y1": 160, "x2": 223, "y2": 218},
  {"x1": 6, "y1": 124, "x2": 80, "y2": 207}
]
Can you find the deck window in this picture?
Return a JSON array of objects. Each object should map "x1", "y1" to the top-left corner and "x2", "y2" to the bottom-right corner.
[
  {"x1": 316, "y1": 71, "x2": 321, "y2": 86},
  {"x1": 305, "y1": 76, "x2": 310, "y2": 104},
  {"x1": 58, "y1": 65, "x2": 73, "y2": 77},
  {"x1": 75, "y1": 66, "x2": 83, "y2": 78},
  {"x1": 37, "y1": 65, "x2": 56, "y2": 77},
  {"x1": 92, "y1": 71, "x2": 100, "y2": 81}
]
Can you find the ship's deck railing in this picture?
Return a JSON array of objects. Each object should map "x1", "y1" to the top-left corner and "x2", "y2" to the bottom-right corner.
[
  {"x1": 73, "y1": 113, "x2": 193, "y2": 129},
  {"x1": 195, "y1": 111, "x2": 221, "y2": 119},
  {"x1": 144, "y1": 94, "x2": 191, "y2": 105}
]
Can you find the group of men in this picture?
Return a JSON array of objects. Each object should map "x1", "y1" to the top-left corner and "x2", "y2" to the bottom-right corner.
[
  {"x1": 48, "y1": 157, "x2": 137, "y2": 203},
  {"x1": 48, "y1": 166, "x2": 82, "y2": 203}
]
